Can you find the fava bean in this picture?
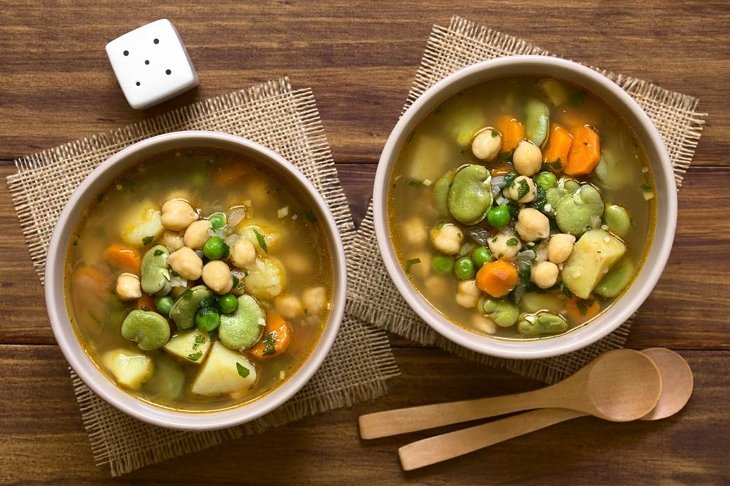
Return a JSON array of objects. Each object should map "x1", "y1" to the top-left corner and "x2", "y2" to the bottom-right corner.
[
  {"x1": 121, "y1": 309, "x2": 171, "y2": 351},
  {"x1": 140, "y1": 245, "x2": 171, "y2": 296},
  {"x1": 604, "y1": 204, "x2": 631, "y2": 238},
  {"x1": 555, "y1": 184, "x2": 605, "y2": 236},
  {"x1": 433, "y1": 169, "x2": 456, "y2": 217},
  {"x1": 480, "y1": 298, "x2": 519, "y2": 327},
  {"x1": 447, "y1": 164, "x2": 493, "y2": 225},
  {"x1": 595, "y1": 257, "x2": 635, "y2": 298},
  {"x1": 517, "y1": 311, "x2": 568, "y2": 337},
  {"x1": 525, "y1": 99, "x2": 550, "y2": 147}
]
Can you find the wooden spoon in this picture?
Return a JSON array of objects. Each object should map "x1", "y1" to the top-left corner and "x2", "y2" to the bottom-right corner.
[
  {"x1": 359, "y1": 349, "x2": 662, "y2": 440},
  {"x1": 397, "y1": 348, "x2": 692, "y2": 471}
]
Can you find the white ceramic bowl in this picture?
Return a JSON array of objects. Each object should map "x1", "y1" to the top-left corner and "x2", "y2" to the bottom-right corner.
[
  {"x1": 373, "y1": 56, "x2": 676, "y2": 359},
  {"x1": 45, "y1": 131, "x2": 346, "y2": 430}
]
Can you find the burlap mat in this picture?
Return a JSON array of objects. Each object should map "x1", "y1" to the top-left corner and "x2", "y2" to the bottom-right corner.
[
  {"x1": 6, "y1": 78, "x2": 399, "y2": 476},
  {"x1": 346, "y1": 16, "x2": 706, "y2": 384}
]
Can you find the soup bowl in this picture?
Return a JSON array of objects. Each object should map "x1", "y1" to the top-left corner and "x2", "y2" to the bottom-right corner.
[
  {"x1": 373, "y1": 56, "x2": 676, "y2": 359},
  {"x1": 45, "y1": 131, "x2": 346, "y2": 430}
]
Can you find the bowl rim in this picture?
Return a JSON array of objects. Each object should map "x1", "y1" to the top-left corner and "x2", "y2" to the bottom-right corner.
[
  {"x1": 373, "y1": 55, "x2": 677, "y2": 359},
  {"x1": 45, "y1": 130, "x2": 347, "y2": 430}
]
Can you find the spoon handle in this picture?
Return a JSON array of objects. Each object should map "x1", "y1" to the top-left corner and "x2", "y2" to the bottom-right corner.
[
  {"x1": 398, "y1": 408, "x2": 587, "y2": 471},
  {"x1": 359, "y1": 390, "x2": 555, "y2": 439}
]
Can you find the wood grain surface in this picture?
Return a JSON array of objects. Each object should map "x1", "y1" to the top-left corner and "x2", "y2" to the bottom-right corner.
[{"x1": 1, "y1": 1, "x2": 728, "y2": 484}]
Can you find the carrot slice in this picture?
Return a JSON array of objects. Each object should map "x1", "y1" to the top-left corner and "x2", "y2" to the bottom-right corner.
[
  {"x1": 565, "y1": 295, "x2": 601, "y2": 323},
  {"x1": 564, "y1": 126, "x2": 601, "y2": 176},
  {"x1": 542, "y1": 124, "x2": 573, "y2": 170},
  {"x1": 249, "y1": 313, "x2": 292, "y2": 360},
  {"x1": 495, "y1": 115, "x2": 525, "y2": 152},
  {"x1": 476, "y1": 259, "x2": 518, "y2": 298},
  {"x1": 104, "y1": 244, "x2": 141, "y2": 274}
]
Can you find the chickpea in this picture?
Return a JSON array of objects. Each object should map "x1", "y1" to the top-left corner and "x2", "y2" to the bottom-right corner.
[
  {"x1": 505, "y1": 176, "x2": 537, "y2": 203},
  {"x1": 430, "y1": 223, "x2": 463, "y2": 255},
  {"x1": 281, "y1": 250, "x2": 312, "y2": 274},
  {"x1": 548, "y1": 233, "x2": 576, "y2": 264},
  {"x1": 302, "y1": 286, "x2": 327, "y2": 316},
  {"x1": 160, "y1": 230, "x2": 184, "y2": 251},
  {"x1": 168, "y1": 246, "x2": 203, "y2": 281},
  {"x1": 200, "y1": 261, "x2": 231, "y2": 294},
  {"x1": 531, "y1": 261, "x2": 560, "y2": 289},
  {"x1": 424, "y1": 275, "x2": 449, "y2": 295},
  {"x1": 456, "y1": 279, "x2": 481, "y2": 309},
  {"x1": 160, "y1": 199, "x2": 198, "y2": 231},
  {"x1": 183, "y1": 220, "x2": 212, "y2": 250},
  {"x1": 515, "y1": 208, "x2": 550, "y2": 242},
  {"x1": 487, "y1": 230, "x2": 522, "y2": 260},
  {"x1": 471, "y1": 127, "x2": 502, "y2": 161},
  {"x1": 231, "y1": 238, "x2": 257, "y2": 268},
  {"x1": 512, "y1": 140, "x2": 543, "y2": 176},
  {"x1": 275, "y1": 294, "x2": 304, "y2": 319},
  {"x1": 472, "y1": 314, "x2": 497, "y2": 335},
  {"x1": 115, "y1": 273, "x2": 142, "y2": 301},
  {"x1": 402, "y1": 216, "x2": 428, "y2": 247}
]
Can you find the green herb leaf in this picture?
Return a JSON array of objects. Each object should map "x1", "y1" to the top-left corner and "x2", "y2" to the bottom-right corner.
[
  {"x1": 187, "y1": 351, "x2": 203, "y2": 361},
  {"x1": 506, "y1": 238, "x2": 519, "y2": 247},
  {"x1": 153, "y1": 249, "x2": 163, "y2": 256},
  {"x1": 262, "y1": 332, "x2": 277, "y2": 356},
  {"x1": 542, "y1": 160, "x2": 562, "y2": 171},
  {"x1": 491, "y1": 129, "x2": 499, "y2": 137},
  {"x1": 405, "y1": 257, "x2": 422, "y2": 273},
  {"x1": 640, "y1": 183, "x2": 653, "y2": 192},
  {"x1": 407, "y1": 179, "x2": 424, "y2": 187},
  {"x1": 142, "y1": 235, "x2": 153, "y2": 246},
  {"x1": 503, "y1": 174, "x2": 516, "y2": 188},
  {"x1": 253, "y1": 229, "x2": 268, "y2": 253},
  {"x1": 194, "y1": 334, "x2": 206, "y2": 345},
  {"x1": 569, "y1": 91, "x2": 586, "y2": 108},
  {"x1": 517, "y1": 179, "x2": 530, "y2": 200},
  {"x1": 302, "y1": 211, "x2": 318, "y2": 224},
  {"x1": 236, "y1": 362, "x2": 250, "y2": 378}
]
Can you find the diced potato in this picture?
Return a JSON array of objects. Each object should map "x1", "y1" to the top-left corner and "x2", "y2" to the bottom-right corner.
[
  {"x1": 244, "y1": 256, "x2": 286, "y2": 300},
  {"x1": 561, "y1": 229, "x2": 627, "y2": 299},
  {"x1": 239, "y1": 220, "x2": 283, "y2": 254},
  {"x1": 102, "y1": 349, "x2": 154, "y2": 390},
  {"x1": 191, "y1": 342, "x2": 258, "y2": 396},
  {"x1": 119, "y1": 199, "x2": 164, "y2": 248},
  {"x1": 163, "y1": 329, "x2": 212, "y2": 364}
]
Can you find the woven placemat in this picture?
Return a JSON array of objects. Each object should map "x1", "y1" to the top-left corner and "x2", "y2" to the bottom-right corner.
[
  {"x1": 346, "y1": 16, "x2": 706, "y2": 384},
  {"x1": 7, "y1": 78, "x2": 399, "y2": 476}
]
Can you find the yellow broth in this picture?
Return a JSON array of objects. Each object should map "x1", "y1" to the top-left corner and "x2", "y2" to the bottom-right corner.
[
  {"x1": 65, "y1": 148, "x2": 332, "y2": 411},
  {"x1": 388, "y1": 76, "x2": 656, "y2": 339}
]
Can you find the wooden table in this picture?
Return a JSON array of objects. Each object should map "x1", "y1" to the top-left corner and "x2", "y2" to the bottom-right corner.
[{"x1": 1, "y1": 1, "x2": 728, "y2": 484}]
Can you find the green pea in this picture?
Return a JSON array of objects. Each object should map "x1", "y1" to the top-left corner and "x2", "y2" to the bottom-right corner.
[
  {"x1": 432, "y1": 255, "x2": 455, "y2": 274},
  {"x1": 209, "y1": 212, "x2": 227, "y2": 230},
  {"x1": 487, "y1": 205, "x2": 511, "y2": 228},
  {"x1": 203, "y1": 236, "x2": 230, "y2": 260},
  {"x1": 454, "y1": 257, "x2": 475, "y2": 280},
  {"x1": 218, "y1": 293, "x2": 239, "y2": 314},
  {"x1": 195, "y1": 307, "x2": 221, "y2": 332},
  {"x1": 535, "y1": 171, "x2": 558, "y2": 191},
  {"x1": 154, "y1": 295, "x2": 174, "y2": 316},
  {"x1": 471, "y1": 246, "x2": 493, "y2": 268}
]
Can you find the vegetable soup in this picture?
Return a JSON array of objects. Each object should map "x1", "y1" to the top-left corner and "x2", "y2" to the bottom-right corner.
[
  {"x1": 388, "y1": 76, "x2": 656, "y2": 339},
  {"x1": 66, "y1": 148, "x2": 333, "y2": 411}
]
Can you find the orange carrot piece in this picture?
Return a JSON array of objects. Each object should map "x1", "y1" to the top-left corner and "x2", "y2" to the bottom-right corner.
[
  {"x1": 496, "y1": 115, "x2": 525, "y2": 152},
  {"x1": 542, "y1": 124, "x2": 573, "y2": 169},
  {"x1": 249, "y1": 313, "x2": 292, "y2": 360},
  {"x1": 564, "y1": 126, "x2": 601, "y2": 176},
  {"x1": 476, "y1": 259, "x2": 519, "y2": 298},
  {"x1": 135, "y1": 294, "x2": 156, "y2": 311},
  {"x1": 72, "y1": 265, "x2": 112, "y2": 294},
  {"x1": 104, "y1": 244, "x2": 142, "y2": 274},
  {"x1": 565, "y1": 295, "x2": 601, "y2": 323}
]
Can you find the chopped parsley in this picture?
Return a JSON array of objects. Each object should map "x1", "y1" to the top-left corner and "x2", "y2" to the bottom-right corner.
[
  {"x1": 491, "y1": 129, "x2": 499, "y2": 138},
  {"x1": 187, "y1": 351, "x2": 203, "y2": 361},
  {"x1": 542, "y1": 160, "x2": 562, "y2": 171},
  {"x1": 517, "y1": 179, "x2": 530, "y2": 200},
  {"x1": 506, "y1": 238, "x2": 519, "y2": 247},
  {"x1": 408, "y1": 179, "x2": 424, "y2": 187},
  {"x1": 405, "y1": 257, "x2": 422, "y2": 273},
  {"x1": 142, "y1": 235, "x2": 154, "y2": 246},
  {"x1": 262, "y1": 332, "x2": 278, "y2": 356},
  {"x1": 153, "y1": 249, "x2": 164, "y2": 256},
  {"x1": 253, "y1": 229, "x2": 268, "y2": 253},
  {"x1": 236, "y1": 362, "x2": 250, "y2": 378},
  {"x1": 640, "y1": 183, "x2": 654, "y2": 192}
]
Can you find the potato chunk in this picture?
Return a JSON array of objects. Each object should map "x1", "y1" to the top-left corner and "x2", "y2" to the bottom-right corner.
[
  {"x1": 191, "y1": 342, "x2": 257, "y2": 396},
  {"x1": 561, "y1": 229, "x2": 627, "y2": 299},
  {"x1": 119, "y1": 199, "x2": 164, "y2": 248},
  {"x1": 102, "y1": 349, "x2": 154, "y2": 391},
  {"x1": 163, "y1": 329, "x2": 212, "y2": 364}
]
